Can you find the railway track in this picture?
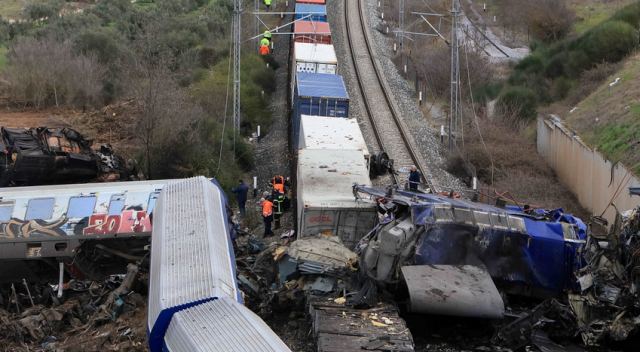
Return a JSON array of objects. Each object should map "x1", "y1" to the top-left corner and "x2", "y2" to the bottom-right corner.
[{"x1": 344, "y1": 0, "x2": 435, "y2": 192}]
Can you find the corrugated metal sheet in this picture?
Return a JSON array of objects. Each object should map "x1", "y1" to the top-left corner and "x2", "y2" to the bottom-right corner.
[
  {"x1": 164, "y1": 297, "x2": 291, "y2": 352},
  {"x1": 148, "y1": 177, "x2": 238, "y2": 351},
  {"x1": 296, "y1": 72, "x2": 348, "y2": 99},
  {"x1": 537, "y1": 117, "x2": 640, "y2": 227}
]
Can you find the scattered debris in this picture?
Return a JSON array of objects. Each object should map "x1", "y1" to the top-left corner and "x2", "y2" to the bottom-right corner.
[{"x1": 568, "y1": 207, "x2": 640, "y2": 346}]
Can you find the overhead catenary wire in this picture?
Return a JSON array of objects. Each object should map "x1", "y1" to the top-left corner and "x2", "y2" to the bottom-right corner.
[
  {"x1": 216, "y1": 30, "x2": 234, "y2": 176},
  {"x1": 462, "y1": 38, "x2": 495, "y2": 187}
]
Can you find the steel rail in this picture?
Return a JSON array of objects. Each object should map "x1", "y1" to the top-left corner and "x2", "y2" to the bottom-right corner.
[{"x1": 345, "y1": 0, "x2": 436, "y2": 192}]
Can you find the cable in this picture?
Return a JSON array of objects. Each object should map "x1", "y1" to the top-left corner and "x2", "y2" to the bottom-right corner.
[
  {"x1": 463, "y1": 39, "x2": 495, "y2": 186},
  {"x1": 216, "y1": 30, "x2": 234, "y2": 176}
]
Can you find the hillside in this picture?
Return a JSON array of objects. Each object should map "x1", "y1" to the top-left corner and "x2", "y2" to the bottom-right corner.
[{"x1": 563, "y1": 52, "x2": 640, "y2": 174}]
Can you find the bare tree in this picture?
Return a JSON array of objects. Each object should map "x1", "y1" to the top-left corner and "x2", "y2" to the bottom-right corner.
[{"x1": 3, "y1": 36, "x2": 105, "y2": 108}]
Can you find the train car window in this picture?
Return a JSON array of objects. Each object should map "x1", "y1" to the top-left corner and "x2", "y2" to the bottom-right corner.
[
  {"x1": 108, "y1": 195, "x2": 126, "y2": 216},
  {"x1": 0, "y1": 201, "x2": 15, "y2": 221},
  {"x1": 453, "y1": 207, "x2": 475, "y2": 226},
  {"x1": 25, "y1": 198, "x2": 55, "y2": 220},
  {"x1": 67, "y1": 196, "x2": 97, "y2": 218},
  {"x1": 508, "y1": 215, "x2": 527, "y2": 233},
  {"x1": 473, "y1": 211, "x2": 491, "y2": 227},
  {"x1": 147, "y1": 192, "x2": 160, "y2": 214},
  {"x1": 490, "y1": 212, "x2": 510, "y2": 230}
]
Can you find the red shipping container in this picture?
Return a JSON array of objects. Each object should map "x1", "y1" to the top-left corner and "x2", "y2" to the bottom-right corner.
[
  {"x1": 296, "y1": 0, "x2": 326, "y2": 4},
  {"x1": 294, "y1": 21, "x2": 332, "y2": 44}
]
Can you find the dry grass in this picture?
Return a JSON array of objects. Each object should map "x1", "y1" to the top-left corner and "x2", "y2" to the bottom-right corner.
[
  {"x1": 448, "y1": 118, "x2": 590, "y2": 218},
  {"x1": 559, "y1": 53, "x2": 640, "y2": 174}
]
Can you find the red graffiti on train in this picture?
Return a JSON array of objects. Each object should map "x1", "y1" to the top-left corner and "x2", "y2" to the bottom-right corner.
[{"x1": 83, "y1": 210, "x2": 152, "y2": 235}]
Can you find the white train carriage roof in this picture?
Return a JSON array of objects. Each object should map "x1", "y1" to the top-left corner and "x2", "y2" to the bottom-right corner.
[
  {"x1": 299, "y1": 115, "x2": 370, "y2": 157},
  {"x1": 147, "y1": 177, "x2": 240, "y2": 351},
  {"x1": 164, "y1": 297, "x2": 291, "y2": 352}
]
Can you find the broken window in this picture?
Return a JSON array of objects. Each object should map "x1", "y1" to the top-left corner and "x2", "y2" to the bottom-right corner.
[
  {"x1": 508, "y1": 215, "x2": 527, "y2": 233},
  {"x1": 67, "y1": 196, "x2": 97, "y2": 218},
  {"x1": 453, "y1": 207, "x2": 475, "y2": 226},
  {"x1": 25, "y1": 198, "x2": 55, "y2": 220},
  {"x1": 108, "y1": 195, "x2": 126, "y2": 215},
  {"x1": 474, "y1": 211, "x2": 491, "y2": 227},
  {"x1": 490, "y1": 212, "x2": 510, "y2": 230},
  {"x1": 0, "y1": 201, "x2": 15, "y2": 221},
  {"x1": 433, "y1": 205, "x2": 454, "y2": 223}
]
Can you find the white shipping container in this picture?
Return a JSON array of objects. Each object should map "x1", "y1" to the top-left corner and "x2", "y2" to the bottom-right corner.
[
  {"x1": 299, "y1": 115, "x2": 370, "y2": 159},
  {"x1": 296, "y1": 149, "x2": 376, "y2": 248},
  {"x1": 294, "y1": 42, "x2": 337, "y2": 74}
]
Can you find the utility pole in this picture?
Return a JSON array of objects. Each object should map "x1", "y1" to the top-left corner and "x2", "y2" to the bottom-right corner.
[
  {"x1": 233, "y1": 0, "x2": 242, "y2": 142},
  {"x1": 399, "y1": 0, "x2": 405, "y2": 50},
  {"x1": 449, "y1": 0, "x2": 460, "y2": 151}
]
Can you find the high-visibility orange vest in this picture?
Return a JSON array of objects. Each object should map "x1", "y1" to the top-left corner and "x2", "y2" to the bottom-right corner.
[
  {"x1": 259, "y1": 45, "x2": 270, "y2": 56},
  {"x1": 273, "y1": 183, "x2": 284, "y2": 193},
  {"x1": 262, "y1": 200, "x2": 273, "y2": 217}
]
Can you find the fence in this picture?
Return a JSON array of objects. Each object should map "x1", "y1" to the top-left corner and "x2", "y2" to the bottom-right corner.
[{"x1": 537, "y1": 116, "x2": 640, "y2": 227}]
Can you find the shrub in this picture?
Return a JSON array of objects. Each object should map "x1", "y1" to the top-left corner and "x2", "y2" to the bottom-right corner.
[
  {"x1": 497, "y1": 86, "x2": 538, "y2": 121},
  {"x1": 612, "y1": 2, "x2": 640, "y2": 29},
  {"x1": 578, "y1": 20, "x2": 639, "y2": 64},
  {"x1": 551, "y1": 77, "x2": 573, "y2": 101},
  {"x1": 23, "y1": 0, "x2": 64, "y2": 21}
]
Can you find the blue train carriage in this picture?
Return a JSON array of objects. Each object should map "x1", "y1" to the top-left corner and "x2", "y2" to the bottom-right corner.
[
  {"x1": 292, "y1": 72, "x2": 349, "y2": 150},
  {"x1": 147, "y1": 177, "x2": 290, "y2": 352},
  {"x1": 0, "y1": 180, "x2": 167, "y2": 281},
  {"x1": 353, "y1": 185, "x2": 588, "y2": 318}
]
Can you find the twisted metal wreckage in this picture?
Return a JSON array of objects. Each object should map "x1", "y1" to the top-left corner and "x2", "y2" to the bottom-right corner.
[{"x1": 239, "y1": 184, "x2": 640, "y2": 350}]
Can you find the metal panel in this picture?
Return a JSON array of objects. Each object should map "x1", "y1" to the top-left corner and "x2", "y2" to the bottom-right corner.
[
  {"x1": 402, "y1": 265, "x2": 504, "y2": 318},
  {"x1": 164, "y1": 297, "x2": 291, "y2": 352},
  {"x1": 147, "y1": 177, "x2": 238, "y2": 351}
]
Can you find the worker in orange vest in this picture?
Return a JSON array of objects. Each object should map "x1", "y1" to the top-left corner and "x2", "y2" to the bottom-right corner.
[
  {"x1": 259, "y1": 44, "x2": 270, "y2": 56},
  {"x1": 262, "y1": 195, "x2": 274, "y2": 237}
]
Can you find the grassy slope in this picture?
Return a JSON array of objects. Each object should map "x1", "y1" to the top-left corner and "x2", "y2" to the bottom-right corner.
[
  {"x1": 0, "y1": 0, "x2": 25, "y2": 19},
  {"x1": 570, "y1": 0, "x2": 636, "y2": 34},
  {"x1": 564, "y1": 53, "x2": 640, "y2": 173}
]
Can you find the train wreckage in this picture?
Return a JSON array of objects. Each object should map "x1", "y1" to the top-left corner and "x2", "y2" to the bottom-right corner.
[
  {"x1": 237, "y1": 184, "x2": 640, "y2": 350},
  {"x1": 2, "y1": 179, "x2": 640, "y2": 350},
  {"x1": 0, "y1": 126, "x2": 134, "y2": 186}
]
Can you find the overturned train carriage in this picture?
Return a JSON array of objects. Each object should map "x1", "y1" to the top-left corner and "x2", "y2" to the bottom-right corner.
[
  {"x1": 148, "y1": 177, "x2": 290, "y2": 352},
  {"x1": 354, "y1": 186, "x2": 587, "y2": 318},
  {"x1": 0, "y1": 180, "x2": 167, "y2": 282}
]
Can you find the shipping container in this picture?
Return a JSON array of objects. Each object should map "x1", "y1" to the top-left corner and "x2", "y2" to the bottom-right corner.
[
  {"x1": 294, "y1": 42, "x2": 337, "y2": 74},
  {"x1": 294, "y1": 3, "x2": 327, "y2": 22},
  {"x1": 294, "y1": 20, "x2": 331, "y2": 44},
  {"x1": 297, "y1": 115, "x2": 370, "y2": 161},
  {"x1": 297, "y1": 149, "x2": 376, "y2": 248},
  {"x1": 295, "y1": 0, "x2": 326, "y2": 4},
  {"x1": 292, "y1": 73, "x2": 349, "y2": 147}
]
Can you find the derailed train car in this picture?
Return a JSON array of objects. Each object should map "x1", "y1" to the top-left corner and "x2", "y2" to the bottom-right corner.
[
  {"x1": 0, "y1": 180, "x2": 167, "y2": 281},
  {"x1": 354, "y1": 185, "x2": 587, "y2": 318},
  {"x1": 0, "y1": 126, "x2": 131, "y2": 186}
]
